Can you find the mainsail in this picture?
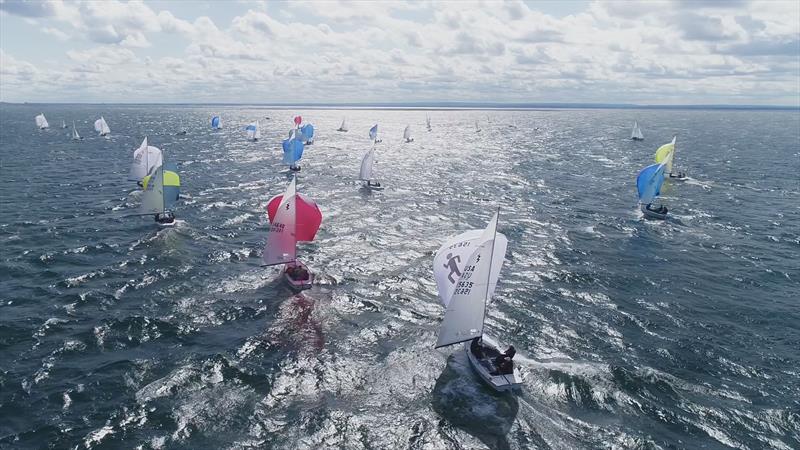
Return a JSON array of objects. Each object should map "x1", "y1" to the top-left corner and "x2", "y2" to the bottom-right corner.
[
  {"x1": 631, "y1": 121, "x2": 644, "y2": 140},
  {"x1": 435, "y1": 212, "x2": 508, "y2": 348},
  {"x1": 360, "y1": 147, "x2": 375, "y2": 181},
  {"x1": 94, "y1": 117, "x2": 110, "y2": 136},
  {"x1": 35, "y1": 114, "x2": 49, "y2": 129},
  {"x1": 262, "y1": 176, "x2": 298, "y2": 266},
  {"x1": 128, "y1": 137, "x2": 163, "y2": 181},
  {"x1": 339, "y1": 118, "x2": 348, "y2": 132},
  {"x1": 71, "y1": 121, "x2": 81, "y2": 140},
  {"x1": 403, "y1": 125, "x2": 412, "y2": 141},
  {"x1": 426, "y1": 115, "x2": 432, "y2": 131},
  {"x1": 369, "y1": 124, "x2": 379, "y2": 142}
]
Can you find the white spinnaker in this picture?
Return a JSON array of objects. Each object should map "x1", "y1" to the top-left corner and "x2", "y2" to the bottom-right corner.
[
  {"x1": 129, "y1": 137, "x2": 163, "y2": 181},
  {"x1": 360, "y1": 148, "x2": 375, "y2": 181},
  {"x1": 435, "y1": 212, "x2": 508, "y2": 348},
  {"x1": 262, "y1": 176, "x2": 298, "y2": 266},
  {"x1": 403, "y1": 125, "x2": 412, "y2": 140},
  {"x1": 35, "y1": 114, "x2": 49, "y2": 129},
  {"x1": 139, "y1": 165, "x2": 165, "y2": 215}
]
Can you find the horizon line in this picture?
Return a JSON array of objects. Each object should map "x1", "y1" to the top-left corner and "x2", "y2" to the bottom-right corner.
[{"x1": 2, "y1": 101, "x2": 798, "y2": 111}]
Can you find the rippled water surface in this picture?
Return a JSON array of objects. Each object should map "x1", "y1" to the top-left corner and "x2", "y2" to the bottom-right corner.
[{"x1": 1, "y1": 104, "x2": 798, "y2": 449}]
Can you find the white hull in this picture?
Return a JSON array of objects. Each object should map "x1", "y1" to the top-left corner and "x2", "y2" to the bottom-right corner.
[
  {"x1": 464, "y1": 342, "x2": 522, "y2": 393},
  {"x1": 282, "y1": 260, "x2": 313, "y2": 291},
  {"x1": 641, "y1": 204, "x2": 668, "y2": 220}
]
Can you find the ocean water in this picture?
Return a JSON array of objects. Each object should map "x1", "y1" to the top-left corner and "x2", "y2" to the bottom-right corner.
[{"x1": 0, "y1": 104, "x2": 798, "y2": 450}]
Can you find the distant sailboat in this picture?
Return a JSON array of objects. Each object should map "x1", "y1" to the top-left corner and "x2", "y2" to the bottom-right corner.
[
  {"x1": 71, "y1": 121, "x2": 82, "y2": 141},
  {"x1": 211, "y1": 116, "x2": 222, "y2": 130},
  {"x1": 246, "y1": 120, "x2": 261, "y2": 141},
  {"x1": 282, "y1": 129, "x2": 305, "y2": 171},
  {"x1": 655, "y1": 135, "x2": 685, "y2": 179},
  {"x1": 263, "y1": 175, "x2": 323, "y2": 291},
  {"x1": 403, "y1": 125, "x2": 414, "y2": 143},
  {"x1": 426, "y1": 115, "x2": 432, "y2": 131},
  {"x1": 631, "y1": 121, "x2": 644, "y2": 141},
  {"x1": 359, "y1": 147, "x2": 382, "y2": 189},
  {"x1": 176, "y1": 119, "x2": 187, "y2": 135},
  {"x1": 475, "y1": 120, "x2": 481, "y2": 133},
  {"x1": 94, "y1": 116, "x2": 110, "y2": 136},
  {"x1": 300, "y1": 123, "x2": 314, "y2": 145},
  {"x1": 140, "y1": 160, "x2": 180, "y2": 226},
  {"x1": 128, "y1": 137, "x2": 163, "y2": 183},
  {"x1": 508, "y1": 116, "x2": 517, "y2": 128},
  {"x1": 35, "y1": 114, "x2": 49, "y2": 129},
  {"x1": 61, "y1": 120, "x2": 67, "y2": 129},
  {"x1": 369, "y1": 124, "x2": 381, "y2": 143},
  {"x1": 434, "y1": 210, "x2": 520, "y2": 392},
  {"x1": 637, "y1": 161, "x2": 669, "y2": 220},
  {"x1": 337, "y1": 117, "x2": 348, "y2": 132}
]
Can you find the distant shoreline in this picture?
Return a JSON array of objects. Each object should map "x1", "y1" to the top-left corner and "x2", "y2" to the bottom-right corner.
[{"x1": 1, "y1": 101, "x2": 797, "y2": 111}]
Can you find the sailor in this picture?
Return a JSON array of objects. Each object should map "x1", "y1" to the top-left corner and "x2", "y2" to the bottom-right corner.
[
  {"x1": 494, "y1": 345, "x2": 516, "y2": 374},
  {"x1": 470, "y1": 337, "x2": 483, "y2": 358},
  {"x1": 154, "y1": 211, "x2": 175, "y2": 224}
]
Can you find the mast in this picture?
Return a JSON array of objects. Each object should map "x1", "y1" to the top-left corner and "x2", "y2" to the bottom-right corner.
[{"x1": 481, "y1": 208, "x2": 500, "y2": 338}]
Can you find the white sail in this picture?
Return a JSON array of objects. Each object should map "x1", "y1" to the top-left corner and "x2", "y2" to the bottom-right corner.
[
  {"x1": 94, "y1": 117, "x2": 110, "y2": 135},
  {"x1": 435, "y1": 212, "x2": 508, "y2": 348},
  {"x1": 631, "y1": 121, "x2": 644, "y2": 140},
  {"x1": 35, "y1": 114, "x2": 49, "y2": 129},
  {"x1": 403, "y1": 125, "x2": 412, "y2": 141},
  {"x1": 61, "y1": 120, "x2": 67, "y2": 129},
  {"x1": 129, "y1": 137, "x2": 163, "y2": 181},
  {"x1": 475, "y1": 120, "x2": 481, "y2": 132},
  {"x1": 262, "y1": 176, "x2": 298, "y2": 266},
  {"x1": 426, "y1": 115, "x2": 431, "y2": 130},
  {"x1": 140, "y1": 165, "x2": 165, "y2": 215},
  {"x1": 71, "y1": 121, "x2": 81, "y2": 140},
  {"x1": 246, "y1": 121, "x2": 260, "y2": 140},
  {"x1": 255, "y1": 120, "x2": 261, "y2": 140},
  {"x1": 360, "y1": 147, "x2": 375, "y2": 181},
  {"x1": 339, "y1": 118, "x2": 348, "y2": 132}
]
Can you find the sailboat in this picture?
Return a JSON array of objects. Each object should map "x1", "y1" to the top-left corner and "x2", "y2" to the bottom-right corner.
[
  {"x1": 631, "y1": 121, "x2": 644, "y2": 141},
  {"x1": 176, "y1": 119, "x2": 187, "y2": 135},
  {"x1": 246, "y1": 120, "x2": 261, "y2": 141},
  {"x1": 263, "y1": 175, "x2": 323, "y2": 291},
  {"x1": 282, "y1": 129, "x2": 305, "y2": 171},
  {"x1": 655, "y1": 135, "x2": 685, "y2": 179},
  {"x1": 35, "y1": 114, "x2": 49, "y2": 129},
  {"x1": 637, "y1": 161, "x2": 669, "y2": 220},
  {"x1": 403, "y1": 125, "x2": 414, "y2": 143},
  {"x1": 128, "y1": 137, "x2": 163, "y2": 184},
  {"x1": 369, "y1": 124, "x2": 381, "y2": 143},
  {"x1": 94, "y1": 116, "x2": 110, "y2": 136},
  {"x1": 337, "y1": 118, "x2": 348, "y2": 132},
  {"x1": 475, "y1": 120, "x2": 481, "y2": 133},
  {"x1": 434, "y1": 210, "x2": 519, "y2": 392},
  {"x1": 61, "y1": 120, "x2": 67, "y2": 129},
  {"x1": 300, "y1": 123, "x2": 314, "y2": 145},
  {"x1": 211, "y1": 115, "x2": 222, "y2": 130},
  {"x1": 71, "y1": 121, "x2": 82, "y2": 141},
  {"x1": 140, "y1": 159, "x2": 181, "y2": 226},
  {"x1": 359, "y1": 147, "x2": 382, "y2": 190},
  {"x1": 426, "y1": 115, "x2": 432, "y2": 132},
  {"x1": 508, "y1": 116, "x2": 517, "y2": 128}
]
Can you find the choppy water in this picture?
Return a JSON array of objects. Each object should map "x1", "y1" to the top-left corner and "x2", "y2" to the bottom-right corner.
[{"x1": 1, "y1": 104, "x2": 798, "y2": 449}]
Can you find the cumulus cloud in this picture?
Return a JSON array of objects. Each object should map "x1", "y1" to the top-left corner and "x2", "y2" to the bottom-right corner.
[{"x1": 0, "y1": 0, "x2": 797, "y2": 104}]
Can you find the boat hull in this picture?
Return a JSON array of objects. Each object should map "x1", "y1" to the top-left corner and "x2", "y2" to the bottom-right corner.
[
  {"x1": 631, "y1": 137, "x2": 644, "y2": 141},
  {"x1": 282, "y1": 260, "x2": 313, "y2": 291},
  {"x1": 641, "y1": 204, "x2": 668, "y2": 220},
  {"x1": 464, "y1": 342, "x2": 522, "y2": 393}
]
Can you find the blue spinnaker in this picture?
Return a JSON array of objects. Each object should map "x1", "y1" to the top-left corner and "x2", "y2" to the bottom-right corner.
[
  {"x1": 369, "y1": 124, "x2": 378, "y2": 141},
  {"x1": 245, "y1": 124, "x2": 256, "y2": 131},
  {"x1": 211, "y1": 116, "x2": 220, "y2": 129},
  {"x1": 300, "y1": 124, "x2": 314, "y2": 140},
  {"x1": 637, "y1": 163, "x2": 665, "y2": 204},
  {"x1": 282, "y1": 137, "x2": 305, "y2": 165}
]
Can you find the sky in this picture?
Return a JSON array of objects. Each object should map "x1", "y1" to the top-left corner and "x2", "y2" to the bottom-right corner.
[{"x1": 0, "y1": 0, "x2": 798, "y2": 105}]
